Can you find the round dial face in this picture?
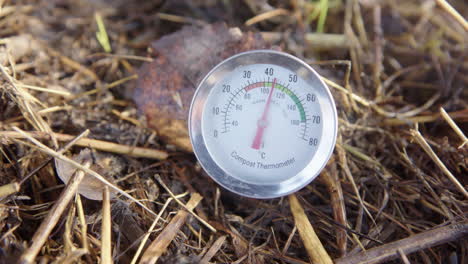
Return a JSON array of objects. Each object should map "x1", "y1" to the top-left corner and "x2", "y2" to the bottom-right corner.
[{"x1": 189, "y1": 50, "x2": 337, "y2": 198}]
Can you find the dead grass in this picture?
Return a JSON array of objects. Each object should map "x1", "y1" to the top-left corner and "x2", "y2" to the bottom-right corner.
[{"x1": 0, "y1": 0, "x2": 467, "y2": 263}]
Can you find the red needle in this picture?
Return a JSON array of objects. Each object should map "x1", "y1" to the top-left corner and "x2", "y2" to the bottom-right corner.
[{"x1": 251, "y1": 78, "x2": 276, "y2": 149}]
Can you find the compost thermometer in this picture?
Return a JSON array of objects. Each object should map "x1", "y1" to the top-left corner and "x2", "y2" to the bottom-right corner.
[{"x1": 189, "y1": 50, "x2": 337, "y2": 198}]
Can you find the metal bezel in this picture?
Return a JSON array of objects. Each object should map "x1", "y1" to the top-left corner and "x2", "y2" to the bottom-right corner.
[{"x1": 189, "y1": 50, "x2": 337, "y2": 198}]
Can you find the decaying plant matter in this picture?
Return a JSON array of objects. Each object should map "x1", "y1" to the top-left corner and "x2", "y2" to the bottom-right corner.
[
  {"x1": 134, "y1": 23, "x2": 270, "y2": 151},
  {"x1": 0, "y1": 0, "x2": 466, "y2": 264}
]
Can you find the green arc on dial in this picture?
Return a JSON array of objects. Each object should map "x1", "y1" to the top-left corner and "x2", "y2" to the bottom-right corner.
[{"x1": 244, "y1": 81, "x2": 307, "y2": 122}]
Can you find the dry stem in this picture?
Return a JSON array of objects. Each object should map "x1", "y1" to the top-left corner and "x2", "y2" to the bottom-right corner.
[
  {"x1": 245, "y1": 9, "x2": 289, "y2": 26},
  {"x1": 200, "y1": 235, "x2": 227, "y2": 264},
  {"x1": 19, "y1": 161, "x2": 90, "y2": 264},
  {"x1": 410, "y1": 129, "x2": 468, "y2": 198},
  {"x1": 11, "y1": 127, "x2": 158, "y2": 217},
  {"x1": 435, "y1": 0, "x2": 468, "y2": 31},
  {"x1": 335, "y1": 221, "x2": 468, "y2": 264},
  {"x1": 101, "y1": 186, "x2": 113, "y2": 264},
  {"x1": 1, "y1": 130, "x2": 168, "y2": 160},
  {"x1": 440, "y1": 107, "x2": 468, "y2": 148},
  {"x1": 139, "y1": 193, "x2": 203, "y2": 264},
  {"x1": 289, "y1": 194, "x2": 333, "y2": 264},
  {"x1": 156, "y1": 175, "x2": 216, "y2": 232},
  {"x1": 130, "y1": 192, "x2": 189, "y2": 264},
  {"x1": 0, "y1": 182, "x2": 20, "y2": 198}
]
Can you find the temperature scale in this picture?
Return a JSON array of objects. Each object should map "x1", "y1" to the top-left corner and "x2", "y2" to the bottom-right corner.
[{"x1": 189, "y1": 50, "x2": 337, "y2": 198}]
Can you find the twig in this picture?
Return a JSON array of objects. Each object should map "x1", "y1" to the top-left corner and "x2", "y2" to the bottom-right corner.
[
  {"x1": 337, "y1": 144, "x2": 376, "y2": 224},
  {"x1": 200, "y1": 235, "x2": 226, "y2": 264},
  {"x1": 335, "y1": 221, "x2": 468, "y2": 264},
  {"x1": 15, "y1": 84, "x2": 73, "y2": 97},
  {"x1": 101, "y1": 186, "x2": 113, "y2": 264},
  {"x1": 19, "y1": 161, "x2": 90, "y2": 264},
  {"x1": 288, "y1": 194, "x2": 333, "y2": 264},
  {"x1": 70, "y1": 74, "x2": 137, "y2": 100},
  {"x1": 88, "y1": 53, "x2": 153, "y2": 62},
  {"x1": 75, "y1": 195, "x2": 89, "y2": 253},
  {"x1": 11, "y1": 127, "x2": 159, "y2": 218},
  {"x1": 139, "y1": 193, "x2": 203, "y2": 264},
  {"x1": 440, "y1": 107, "x2": 468, "y2": 148},
  {"x1": 156, "y1": 12, "x2": 203, "y2": 24},
  {"x1": 397, "y1": 249, "x2": 411, "y2": 264},
  {"x1": 400, "y1": 148, "x2": 454, "y2": 220},
  {"x1": 111, "y1": 109, "x2": 143, "y2": 127},
  {"x1": 261, "y1": 32, "x2": 351, "y2": 50},
  {"x1": 0, "y1": 63, "x2": 58, "y2": 147},
  {"x1": 322, "y1": 169, "x2": 348, "y2": 256},
  {"x1": 156, "y1": 175, "x2": 216, "y2": 232},
  {"x1": 435, "y1": 0, "x2": 468, "y2": 31},
  {"x1": 384, "y1": 109, "x2": 467, "y2": 125},
  {"x1": 321, "y1": 77, "x2": 371, "y2": 107},
  {"x1": 130, "y1": 198, "x2": 172, "y2": 264},
  {"x1": 0, "y1": 182, "x2": 20, "y2": 198},
  {"x1": 45, "y1": 46, "x2": 99, "y2": 81},
  {"x1": 410, "y1": 129, "x2": 468, "y2": 198},
  {"x1": 64, "y1": 201, "x2": 76, "y2": 252},
  {"x1": 1, "y1": 130, "x2": 168, "y2": 160},
  {"x1": 281, "y1": 225, "x2": 297, "y2": 255},
  {"x1": 18, "y1": 129, "x2": 90, "y2": 185},
  {"x1": 130, "y1": 192, "x2": 188, "y2": 264},
  {"x1": 245, "y1": 9, "x2": 289, "y2": 26},
  {"x1": 305, "y1": 33, "x2": 350, "y2": 50},
  {"x1": 373, "y1": 4, "x2": 383, "y2": 99}
]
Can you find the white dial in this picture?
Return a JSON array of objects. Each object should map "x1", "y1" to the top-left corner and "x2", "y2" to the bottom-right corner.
[
  {"x1": 203, "y1": 64, "x2": 322, "y2": 184},
  {"x1": 189, "y1": 50, "x2": 337, "y2": 198}
]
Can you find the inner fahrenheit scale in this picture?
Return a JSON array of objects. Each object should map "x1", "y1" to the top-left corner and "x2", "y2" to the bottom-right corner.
[
  {"x1": 221, "y1": 78, "x2": 310, "y2": 139},
  {"x1": 202, "y1": 63, "x2": 323, "y2": 185}
]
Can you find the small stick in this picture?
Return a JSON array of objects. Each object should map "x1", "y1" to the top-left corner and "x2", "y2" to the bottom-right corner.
[
  {"x1": 335, "y1": 221, "x2": 468, "y2": 264},
  {"x1": 18, "y1": 129, "x2": 90, "y2": 186},
  {"x1": 261, "y1": 32, "x2": 351, "y2": 50},
  {"x1": 288, "y1": 194, "x2": 333, "y2": 264},
  {"x1": 440, "y1": 107, "x2": 467, "y2": 148},
  {"x1": 322, "y1": 169, "x2": 348, "y2": 256},
  {"x1": 71, "y1": 74, "x2": 137, "y2": 100},
  {"x1": 46, "y1": 46, "x2": 99, "y2": 81},
  {"x1": 200, "y1": 235, "x2": 227, "y2": 264},
  {"x1": 156, "y1": 12, "x2": 203, "y2": 24},
  {"x1": 15, "y1": 84, "x2": 73, "y2": 97},
  {"x1": 64, "y1": 201, "x2": 76, "y2": 252},
  {"x1": 130, "y1": 196, "x2": 177, "y2": 264},
  {"x1": 156, "y1": 175, "x2": 216, "y2": 232},
  {"x1": 101, "y1": 186, "x2": 113, "y2": 264},
  {"x1": 373, "y1": 4, "x2": 383, "y2": 99},
  {"x1": 245, "y1": 9, "x2": 289, "y2": 26},
  {"x1": 397, "y1": 249, "x2": 411, "y2": 264},
  {"x1": 1, "y1": 130, "x2": 168, "y2": 160},
  {"x1": 88, "y1": 53, "x2": 153, "y2": 62},
  {"x1": 111, "y1": 109, "x2": 143, "y2": 127},
  {"x1": 11, "y1": 127, "x2": 158, "y2": 218},
  {"x1": 305, "y1": 33, "x2": 350, "y2": 50},
  {"x1": 435, "y1": 0, "x2": 468, "y2": 31},
  {"x1": 410, "y1": 129, "x2": 468, "y2": 198},
  {"x1": 384, "y1": 109, "x2": 467, "y2": 125},
  {"x1": 19, "y1": 161, "x2": 91, "y2": 264},
  {"x1": 281, "y1": 225, "x2": 296, "y2": 255},
  {"x1": 139, "y1": 193, "x2": 203, "y2": 264},
  {"x1": 75, "y1": 195, "x2": 89, "y2": 253},
  {"x1": 0, "y1": 182, "x2": 20, "y2": 198}
]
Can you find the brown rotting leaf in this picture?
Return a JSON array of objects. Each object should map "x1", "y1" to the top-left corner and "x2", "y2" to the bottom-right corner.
[{"x1": 134, "y1": 23, "x2": 269, "y2": 151}]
